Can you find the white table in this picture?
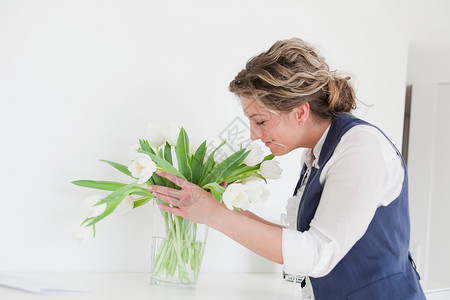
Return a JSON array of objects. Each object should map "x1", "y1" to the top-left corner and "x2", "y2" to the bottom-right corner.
[{"x1": 0, "y1": 273, "x2": 449, "y2": 300}]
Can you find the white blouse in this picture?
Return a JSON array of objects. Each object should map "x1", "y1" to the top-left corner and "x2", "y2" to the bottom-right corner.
[{"x1": 281, "y1": 124, "x2": 405, "y2": 298}]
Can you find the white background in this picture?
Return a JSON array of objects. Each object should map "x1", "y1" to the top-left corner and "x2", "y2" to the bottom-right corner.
[{"x1": 1, "y1": 0, "x2": 436, "y2": 275}]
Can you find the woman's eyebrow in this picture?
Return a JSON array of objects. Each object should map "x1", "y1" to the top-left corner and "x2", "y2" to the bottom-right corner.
[{"x1": 248, "y1": 113, "x2": 267, "y2": 118}]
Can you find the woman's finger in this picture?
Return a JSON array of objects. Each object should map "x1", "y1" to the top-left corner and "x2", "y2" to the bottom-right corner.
[
  {"x1": 151, "y1": 191, "x2": 180, "y2": 206},
  {"x1": 178, "y1": 187, "x2": 204, "y2": 207},
  {"x1": 219, "y1": 181, "x2": 228, "y2": 187},
  {"x1": 157, "y1": 203, "x2": 183, "y2": 218},
  {"x1": 150, "y1": 171, "x2": 206, "y2": 207},
  {"x1": 155, "y1": 170, "x2": 191, "y2": 188},
  {"x1": 148, "y1": 184, "x2": 181, "y2": 198}
]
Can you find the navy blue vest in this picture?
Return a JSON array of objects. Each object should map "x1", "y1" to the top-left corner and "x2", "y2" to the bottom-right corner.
[{"x1": 294, "y1": 113, "x2": 425, "y2": 299}]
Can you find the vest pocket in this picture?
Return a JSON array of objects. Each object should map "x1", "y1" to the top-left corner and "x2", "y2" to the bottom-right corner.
[{"x1": 346, "y1": 272, "x2": 417, "y2": 300}]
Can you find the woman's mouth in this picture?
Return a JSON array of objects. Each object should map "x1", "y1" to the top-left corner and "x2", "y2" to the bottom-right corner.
[{"x1": 264, "y1": 141, "x2": 271, "y2": 147}]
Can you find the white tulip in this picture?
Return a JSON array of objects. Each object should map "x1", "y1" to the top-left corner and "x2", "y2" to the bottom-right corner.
[
  {"x1": 165, "y1": 122, "x2": 180, "y2": 146},
  {"x1": 128, "y1": 153, "x2": 157, "y2": 184},
  {"x1": 260, "y1": 160, "x2": 283, "y2": 179},
  {"x1": 146, "y1": 121, "x2": 166, "y2": 148},
  {"x1": 115, "y1": 195, "x2": 134, "y2": 216},
  {"x1": 222, "y1": 183, "x2": 250, "y2": 211},
  {"x1": 189, "y1": 135, "x2": 203, "y2": 156},
  {"x1": 243, "y1": 143, "x2": 266, "y2": 166},
  {"x1": 243, "y1": 180, "x2": 270, "y2": 203},
  {"x1": 82, "y1": 195, "x2": 106, "y2": 217}
]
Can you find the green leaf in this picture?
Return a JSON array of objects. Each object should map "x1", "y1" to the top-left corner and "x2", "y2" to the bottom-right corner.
[
  {"x1": 146, "y1": 171, "x2": 177, "y2": 190},
  {"x1": 72, "y1": 180, "x2": 127, "y2": 191},
  {"x1": 225, "y1": 171, "x2": 266, "y2": 185},
  {"x1": 100, "y1": 160, "x2": 135, "y2": 178},
  {"x1": 139, "y1": 139, "x2": 155, "y2": 155},
  {"x1": 232, "y1": 163, "x2": 259, "y2": 173},
  {"x1": 83, "y1": 192, "x2": 155, "y2": 228},
  {"x1": 199, "y1": 140, "x2": 226, "y2": 184},
  {"x1": 200, "y1": 149, "x2": 250, "y2": 187},
  {"x1": 96, "y1": 182, "x2": 138, "y2": 205},
  {"x1": 190, "y1": 140, "x2": 207, "y2": 185},
  {"x1": 133, "y1": 197, "x2": 153, "y2": 208},
  {"x1": 164, "y1": 142, "x2": 173, "y2": 164},
  {"x1": 175, "y1": 127, "x2": 192, "y2": 181},
  {"x1": 220, "y1": 164, "x2": 260, "y2": 182},
  {"x1": 84, "y1": 182, "x2": 152, "y2": 227},
  {"x1": 203, "y1": 182, "x2": 225, "y2": 203},
  {"x1": 262, "y1": 154, "x2": 275, "y2": 162},
  {"x1": 149, "y1": 173, "x2": 165, "y2": 186},
  {"x1": 128, "y1": 186, "x2": 153, "y2": 197},
  {"x1": 84, "y1": 194, "x2": 125, "y2": 226},
  {"x1": 220, "y1": 154, "x2": 274, "y2": 183}
]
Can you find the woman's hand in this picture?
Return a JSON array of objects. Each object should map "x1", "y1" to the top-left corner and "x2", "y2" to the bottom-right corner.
[{"x1": 147, "y1": 171, "x2": 223, "y2": 225}]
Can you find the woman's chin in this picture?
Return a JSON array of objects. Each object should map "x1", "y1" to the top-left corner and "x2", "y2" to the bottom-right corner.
[{"x1": 267, "y1": 144, "x2": 289, "y2": 156}]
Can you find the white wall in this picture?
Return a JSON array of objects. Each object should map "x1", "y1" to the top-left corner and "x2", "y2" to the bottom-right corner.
[
  {"x1": 406, "y1": 17, "x2": 450, "y2": 281},
  {"x1": 408, "y1": 84, "x2": 438, "y2": 275},
  {"x1": 427, "y1": 84, "x2": 450, "y2": 282},
  {"x1": 407, "y1": 43, "x2": 450, "y2": 85},
  {"x1": 0, "y1": 0, "x2": 408, "y2": 273},
  {"x1": 408, "y1": 83, "x2": 450, "y2": 282}
]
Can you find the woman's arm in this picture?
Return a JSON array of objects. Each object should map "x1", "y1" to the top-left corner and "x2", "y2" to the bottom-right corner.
[{"x1": 237, "y1": 210, "x2": 285, "y2": 229}]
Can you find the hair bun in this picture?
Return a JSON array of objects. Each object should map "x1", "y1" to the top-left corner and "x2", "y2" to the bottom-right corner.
[{"x1": 327, "y1": 74, "x2": 356, "y2": 115}]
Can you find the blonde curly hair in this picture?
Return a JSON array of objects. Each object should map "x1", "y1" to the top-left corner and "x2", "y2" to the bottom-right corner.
[{"x1": 229, "y1": 38, "x2": 356, "y2": 119}]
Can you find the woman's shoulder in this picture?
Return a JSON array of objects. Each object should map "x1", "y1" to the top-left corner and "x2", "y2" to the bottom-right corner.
[
  {"x1": 333, "y1": 123, "x2": 404, "y2": 179},
  {"x1": 340, "y1": 123, "x2": 397, "y2": 153},
  {"x1": 329, "y1": 123, "x2": 404, "y2": 176},
  {"x1": 328, "y1": 124, "x2": 405, "y2": 205}
]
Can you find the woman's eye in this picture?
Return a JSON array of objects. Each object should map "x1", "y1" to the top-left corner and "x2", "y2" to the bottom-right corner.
[{"x1": 256, "y1": 121, "x2": 265, "y2": 126}]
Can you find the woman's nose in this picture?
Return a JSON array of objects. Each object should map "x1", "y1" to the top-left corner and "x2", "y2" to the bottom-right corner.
[{"x1": 250, "y1": 124, "x2": 263, "y2": 141}]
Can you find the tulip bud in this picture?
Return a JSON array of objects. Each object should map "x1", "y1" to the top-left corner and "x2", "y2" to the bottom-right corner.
[
  {"x1": 189, "y1": 135, "x2": 203, "y2": 156},
  {"x1": 115, "y1": 195, "x2": 134, "y2": 216},
  {"x1": 146, "y1": 121, "x2": 166, "y2": 148},
  {"x1": 260, "y1": 160, "x2": 282, "y2": 179},
  {"x1": 244, "y1": 180, "x2": 269, "y2": 203},
  {"x1": 222, "y1": 183, "x2": 250, "y2": 211},
  {"x1": 243, "y1": 143, "x2": 266, "y2": 166},
  {"x1": 165, "y1": 122, "x2": 180, "y2": 147},
  {"x1": 128, "y1": 153, "x2": 157, "y2": 184}
]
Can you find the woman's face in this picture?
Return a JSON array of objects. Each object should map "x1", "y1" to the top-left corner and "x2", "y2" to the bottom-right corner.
[{"x1": 241, "y1": 96, "x2": 301, "y2": 156}]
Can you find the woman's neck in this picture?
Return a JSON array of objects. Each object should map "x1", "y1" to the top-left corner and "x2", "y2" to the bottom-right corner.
[{"x1": 303, "y1": 116, "x2": 332, "y2": 150}]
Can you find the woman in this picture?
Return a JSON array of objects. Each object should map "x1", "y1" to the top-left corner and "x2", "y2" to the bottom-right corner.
[{"x1": 148, "y1": 38, "x2": 425, "y2": 299}]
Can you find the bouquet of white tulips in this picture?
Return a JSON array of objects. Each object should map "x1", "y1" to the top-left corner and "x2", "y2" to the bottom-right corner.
[{"x1": 73, "y1": 123, "x2": 282, "y2": 285}]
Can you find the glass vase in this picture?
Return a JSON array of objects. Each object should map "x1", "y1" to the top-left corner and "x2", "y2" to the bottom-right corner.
[{"x1": 150, "y1": 200, "x2": 208, "y2": 288}]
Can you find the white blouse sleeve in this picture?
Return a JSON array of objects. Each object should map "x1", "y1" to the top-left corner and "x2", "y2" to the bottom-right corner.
[{"x1": 282, "y1": 125, "x2": 405, "y2": 277}]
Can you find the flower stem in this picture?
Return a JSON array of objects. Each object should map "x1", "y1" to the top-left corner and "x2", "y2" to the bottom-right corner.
[{"x1": 152, "y1": 205, "x2": 205, "y2": 284}]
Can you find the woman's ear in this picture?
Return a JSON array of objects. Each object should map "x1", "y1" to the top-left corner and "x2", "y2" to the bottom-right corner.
[{"x1": 291, "y1": 102, "x2": 309, "y2": 125}]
